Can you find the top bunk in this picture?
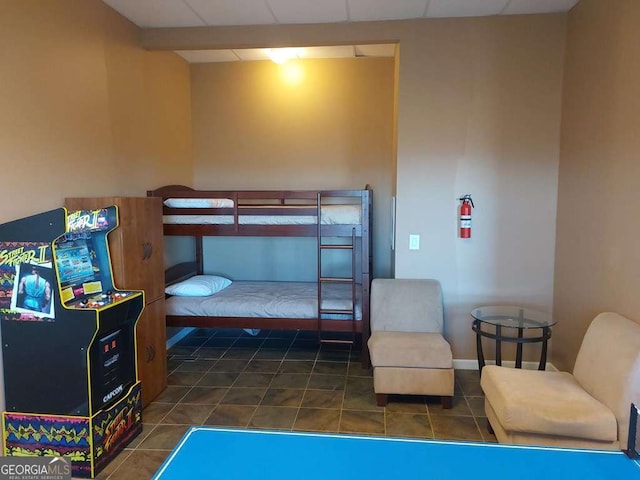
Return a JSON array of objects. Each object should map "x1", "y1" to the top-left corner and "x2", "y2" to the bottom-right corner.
[{"x1": 147, "y1": 185, "x2": 372, "y2": 238}]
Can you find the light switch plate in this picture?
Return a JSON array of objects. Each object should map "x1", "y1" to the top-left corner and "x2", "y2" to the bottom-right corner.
[{"x1": 409, "y1": 234, "x2": 420, "y2": 250}]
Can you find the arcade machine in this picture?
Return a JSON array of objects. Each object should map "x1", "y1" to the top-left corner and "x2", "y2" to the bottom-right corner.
[{"x1": 0, "y1": 206, "x2": 144, "y2": 478}]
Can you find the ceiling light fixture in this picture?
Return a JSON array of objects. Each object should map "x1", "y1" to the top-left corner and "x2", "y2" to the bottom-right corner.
[{"x1": 267, "y1": 47, "x2": 304, "y2": 64}]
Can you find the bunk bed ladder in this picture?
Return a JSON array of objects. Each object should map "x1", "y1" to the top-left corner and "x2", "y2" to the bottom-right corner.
[{"x1": 316, "y1": 193, "x2": 358, "y2": 346}]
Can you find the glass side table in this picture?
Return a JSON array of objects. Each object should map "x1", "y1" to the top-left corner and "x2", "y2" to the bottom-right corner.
[{"x1": 471, "y1": 306, "x2": 556, "y2": 375}]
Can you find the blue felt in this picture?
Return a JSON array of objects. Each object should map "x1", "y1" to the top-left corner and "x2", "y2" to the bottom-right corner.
[{"x1": 153, "y1": 427, "x2": 640, "y2": 480}]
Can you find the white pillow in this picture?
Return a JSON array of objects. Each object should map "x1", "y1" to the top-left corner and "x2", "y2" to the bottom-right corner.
[
  {"x1": 164, "y1": 198, "x2": 234, "y2": 208},
  {"x1": 165, "y1": 275, "x2": 232, "y2": 297}
]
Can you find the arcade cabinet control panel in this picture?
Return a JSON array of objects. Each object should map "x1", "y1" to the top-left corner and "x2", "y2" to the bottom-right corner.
[{"x1": 68, "y1": 290, "x2": 136, "y2": 310}]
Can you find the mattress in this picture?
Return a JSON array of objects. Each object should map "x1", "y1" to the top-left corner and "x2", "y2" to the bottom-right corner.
[
  {"x1": 166, "y1": 281, "x2": 362, "y2": 321},
  {"x1": 163, "y1": 205, "x2": 361, "y2": 225}
]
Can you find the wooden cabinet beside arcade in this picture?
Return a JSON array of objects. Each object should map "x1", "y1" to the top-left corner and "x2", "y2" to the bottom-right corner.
[{"x1": 65, "y1": 196, "x2": 167, "y2": 407}]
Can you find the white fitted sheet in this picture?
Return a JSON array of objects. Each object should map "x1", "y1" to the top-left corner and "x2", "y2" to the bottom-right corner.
[
  {"x1": 166, "y1": 281, "x2": 361, "y2": 320},
  {"x1": 163, "y1": 205, "x2": 361, "y2": 225}
]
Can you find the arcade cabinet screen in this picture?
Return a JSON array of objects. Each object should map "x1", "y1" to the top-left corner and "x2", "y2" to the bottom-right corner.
[{"x1": 55, "y1": 233, "x2": 102, "y2": 303}]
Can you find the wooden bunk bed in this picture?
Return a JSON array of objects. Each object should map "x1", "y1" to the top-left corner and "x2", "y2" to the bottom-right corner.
[{"x1": 147, "y1": 185, "x2": 373, "y2": 365}]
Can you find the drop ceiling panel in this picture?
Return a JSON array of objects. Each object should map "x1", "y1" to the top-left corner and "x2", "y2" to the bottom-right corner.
[
  {"x1": 267, "y1": 0, "x2": 348, "y2": 24},
  {"x1": 102, "y1": 0, "x2": 205, "y2": 27},
  {"x1": 175, "y1": 50, "x2": 239, "y2": 63},
  {"x1": 348, "y1": 0, "x2": 428, "y2": 21},
  {"x1": 426, "y1": 0, "x2": 509, "y2": 18},
  {"x1": 186, "y1": 0, "x2": 276, "y2": 26},
  {"x1": 233, "y1": 48, "x2": 272, "y2": 61},
  {"x1": 303, "y1": 46, "x2": 355, "y2": 59},
  {"x1": 503, "y1": 0, "x2": 580, "y2": 15},
  {"x1": 355, "y1": 44, "x2": 396, "y2": 57},
  {"x1": 102, "y1": 0, "x2": 581, "y2": 29}
]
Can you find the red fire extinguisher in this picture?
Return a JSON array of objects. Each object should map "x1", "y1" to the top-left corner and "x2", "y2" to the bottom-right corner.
[{"x1": 459, "y1": 194, "x2": 474, "y2": 238}]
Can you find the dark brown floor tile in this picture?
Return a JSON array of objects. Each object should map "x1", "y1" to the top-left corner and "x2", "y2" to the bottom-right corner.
[
  {"x1": 153, "y1": 385, "x2": 191, "y2": 403},
  {"x1": 261, "y1": 338, "x2": 295, "y2": 348},
  {"x1": 203, "y1": 337, "x2": 235, "y2": 348},
  {"x1": 343, "y1": 377, "x2": 380, "y2": 411},
  {"x1": 233, "y1": 338, "x2": 264, "y2": 348},
  {"x1": 302, "y1": 390, "x2": 344, "y2": 409},
  {"x1": 313, "y1": 361, "x2": 348, "y2": 375},
  {"x1": 386, "y1": 412, "x2": 434, "y2": 439},
  {"x1": 167, "y1": 371, "x2": 204, "y2": 387},
  {"x1": 343, "y1": 391, "x2": 381, "y2": 411},
  {"x1": 426, "y1": 395, "x2": 472, "y2": 416},
  {"x1": 254, "y1": 349, "x2": 287, "y2": 360},
  {"x1": 168, "y1": 345, "x2": 198, "y2": 356},
  {"x1": 248, "y1": 406, "x2": 298, "y2": 430},
  {"x1": 456, "y1": 370, "x2": 483, "y2": 396},
  {"x1": 466, "y1": 396, "x2": 486, "y2": 417},
  {"x1": 126, "y1": 423, "x2": 155, "y2": 449},
  {"x1": 345, "y1": 375, "x2": 375, "y2": 393},
  {"x1": 162, "y1": 404, "x2": 215, "y2": 425},
  {"x1": 285, "y1": 349, "x2": 319, "y2": 360},
  {"x1": 384, "y1": 396, "x2": 428, "y2": 413},
  {"x1": 209, "y1": 359, "x2": 249, "y2": 373},
  {"x1": 270, "y1": 372, "x2": 310, "y2": 389},
  {"x1": 307, "y1": 374, "x2": 345, "y2": 391},
  {"x1": 141, "y1": 402, "x2": 173, "y2": 424},
  {"x1": 196, "y1": 347, "x2": 228, "y2": 359},
  {"x1": 454, "y1": 381, "x2": 464, "y2": 396},
  {"x1": 293, "y1": 408, "x2": 340, "y2": 433},
  {"x1": 106, "y1": 450, "x2": 169, "y2": 480},
  {"x1": 233, "y1": 372, "x2": 275, "y2": 388},
  {"x1": 278, "y1": 360, "x2": 314, "y2": 374},
  {"x1": 340, "y1": 410, "x2": 385, "y2": 435},
  {"x1": 245, "y1": 359, "x2": 282, "y2": 373},
  {"x1": 261, "y1": 388, "x2": 305, "y2": 407},
  {"x1": 96, "y1": 447, "x2": 132, "y2": 478},
  {"x1": 220, "y1": 387, "x2": 266, "y2": 405},
  {"x1": 204, "y1": 405, "x2": 257, "y2": 427},
  {"x1": 196, "y1": 371, "x2": 239, "y2": 387},
  {"x1": 176, "y1": 336, "x2": 208, "y2": 347},
  {"x1": 430, "y1": 415, "x2": 484, "y2": 442},
  {"x1": 166, "y1": 358, "x2": 183, "y2": 372},
  {"x1": 138, "y1": 425, "x2": 191, "y2": 450},
  {"x1": 175, "y1": 358, "x2": 216, "y2": 372},
  {"x1": 480, "y1": 420, "x2": 498, "y2": 443},
  {"x1": 266, "y1": 330, "x2": 298, "y2": 339},
  {"x1": 222, "y1": 348, "x2": 257, "y2": 359},
  {"x1": 347, "y1": 362, "x2": 373, "y2": 377},
  {"x1": 317, "y1": 347, "x2": 351, "y2": 362},
  {"x1": 179, "y1": 386, "x2": 228, "y2": 405}
]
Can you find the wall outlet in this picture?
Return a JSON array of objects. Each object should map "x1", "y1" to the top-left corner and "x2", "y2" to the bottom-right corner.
[{"x1": 409, "y1": 234, "x2": 420, "y2": 250}]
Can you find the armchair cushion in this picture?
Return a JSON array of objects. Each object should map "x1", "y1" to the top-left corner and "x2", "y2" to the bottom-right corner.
[
  {"x1": 369, "y1": 332, "x2": 453, "y2": 369},
  {"x1": 481, "y1": 366, "x2": 617, "y2": 442}
]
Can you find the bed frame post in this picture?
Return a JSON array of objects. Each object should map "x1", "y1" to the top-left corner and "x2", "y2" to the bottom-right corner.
[{"x1": 195, "y1": 236, "x2": 204, "y2": 275}]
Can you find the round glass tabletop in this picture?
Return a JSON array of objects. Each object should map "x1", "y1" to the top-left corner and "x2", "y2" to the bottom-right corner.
[{"x1": 470, "y1": 305, "x2": 556, "y2": 329}]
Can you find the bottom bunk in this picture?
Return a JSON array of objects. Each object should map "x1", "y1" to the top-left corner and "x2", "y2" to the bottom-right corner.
[{"x1": 164, "y1": 262, "x2": 369, "y2": 364}]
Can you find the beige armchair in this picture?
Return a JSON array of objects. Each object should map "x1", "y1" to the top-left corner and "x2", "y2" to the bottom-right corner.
[
  {"x1": 481, "y1": 312, "x2": 640, "y2": 450},
  {"x1": 367, "y1": 279, "x2": 454, "y2": 408}
]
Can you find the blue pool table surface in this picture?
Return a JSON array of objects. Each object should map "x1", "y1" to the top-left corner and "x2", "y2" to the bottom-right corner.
[{"x1": 152, "y1": 426, "x2": 640, "y2": 480}]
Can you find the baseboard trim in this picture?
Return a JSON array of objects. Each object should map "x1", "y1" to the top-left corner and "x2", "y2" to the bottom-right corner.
[{"x1": 453, "y1": 359, "x2": 558, "y2": 371}]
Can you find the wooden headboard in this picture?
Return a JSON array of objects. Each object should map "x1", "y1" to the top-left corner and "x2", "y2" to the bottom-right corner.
[{"x1": 165, "y1": 261, "x2": 199, "y2": 286}]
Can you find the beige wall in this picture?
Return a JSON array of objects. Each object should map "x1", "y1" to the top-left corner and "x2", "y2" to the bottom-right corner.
[
  {"x1": 0, "y1": 0, "x2": 193, "y2": 224},
  {"x1": 144, "y1": 15, "x2": 566, "y2": 361},
  {"x1": 190, "y1": 58, "x2": 395, "y2": 277},
  {"x1": 553, "y1": 0, "x2": 640, "y2": 371},
  {"x1": 0, "y1": 0, "x2": 193, "y2": 410}
]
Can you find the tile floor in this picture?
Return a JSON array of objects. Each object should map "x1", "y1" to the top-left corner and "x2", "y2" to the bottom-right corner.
[{"x1": 95, "y1": 328, "x2": 495, "y2": 479}]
